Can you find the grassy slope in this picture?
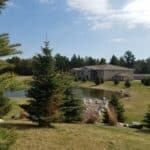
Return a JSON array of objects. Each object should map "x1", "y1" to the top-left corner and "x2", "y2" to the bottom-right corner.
[
  {"x1": 2, "y1": 120, "x2": 148, "y2": 150},
  {"x1": 79, "y1": 80, "x2": 150, "y2": 122},
  {"x1": 4, "y1": 77, "x2": 150, "y2": 150}
]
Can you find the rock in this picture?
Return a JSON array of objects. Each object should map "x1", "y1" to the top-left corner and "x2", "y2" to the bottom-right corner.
[
  {"x1": 128, "y1": 122, "x2": 143, "y2": 129},
  {"x1": 0, "y1": 119, "x2": 4, "y2": 124},
  {"x1": 117, "y1": 122, "x2": 125, "y2": 127},
  {"x1": 12, "y1": 113, "x2": 21, "y2": 120}
]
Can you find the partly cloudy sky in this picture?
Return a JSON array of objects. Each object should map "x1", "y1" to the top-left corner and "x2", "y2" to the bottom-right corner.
[{"x1": 0, "y1": 0, "x2": 150, "y2": 60}]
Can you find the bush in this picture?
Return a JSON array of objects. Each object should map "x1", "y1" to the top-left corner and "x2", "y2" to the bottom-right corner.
[
  {"x1": 100, "y1": 78, "x2": 104, "y2": 84},
  {"x1": 102, "y1": 106, "x2": 117, "y2": 126},
  {"x1": 143, "y1": 105, "x2": 150, "y2": 129},
  {"x1": 94, "y1": 77, "x2": 104, "y2": 85},
  {"x1": 109, "y1": 95, "x2": 125, "y2": 122},
  {"x1": 0, "y1": 128, "x2": 16, "y2": 150},
  {"x1": 141, "y1": 78, "x2": 150, "y2": 86},
  {"x1": 95, "y1": 77, "x2": 100, "y2": 85},
  {"x1": 113, "y1": 78, "x2": 119, "y2": 85},
  {"x1": 124, "y1": 80, "x2": 131, "y2": 88}
]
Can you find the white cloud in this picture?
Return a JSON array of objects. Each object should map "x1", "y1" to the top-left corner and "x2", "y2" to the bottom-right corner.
[
  {"x1": 112, "y1": 38, "x2": 126, "y2": 43},
  {"x1": 67, "y1": 0, "x2": 150, "y2": 29},
  {"x1": 38, "y1": 0, "x2": 54, "y2": 5},
  {"x1": 6, "y1": 1, "x2": 17, "y2": 8}
]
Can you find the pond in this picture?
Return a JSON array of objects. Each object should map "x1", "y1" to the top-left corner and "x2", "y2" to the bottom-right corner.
[{"x1": 5, "y1": 88, "x2": 121, "y2": 100}]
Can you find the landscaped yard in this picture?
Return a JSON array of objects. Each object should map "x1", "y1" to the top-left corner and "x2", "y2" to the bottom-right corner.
[
  {"x1": 79, "y1": 80, "x2": 150, "y2": 122},
  {"x1": 1, "y1": 77, "x2": 150, "y2": 150}
]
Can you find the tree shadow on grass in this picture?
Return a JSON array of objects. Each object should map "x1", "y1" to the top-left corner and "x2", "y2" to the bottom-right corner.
[
  {"x1": 135, "y1": 128, "x2": 150, "y2": 135},
  {"x1": 0, "y1": 121, "x2": 38, "y2": 130},
  {"x1": 1, "y1": 120, "x2": 56, "y2": 130}
]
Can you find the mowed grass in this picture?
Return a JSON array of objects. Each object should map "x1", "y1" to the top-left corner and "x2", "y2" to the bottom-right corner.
[
  {"x1": 2, "y1": 78, "x2": 150, "y2": 150},
  {"x1": 0, "y1": 120, "x2": 147, "y2": 150},
  {"x1": 79, "y1": 80, "x2": 150, "y2": 122}
]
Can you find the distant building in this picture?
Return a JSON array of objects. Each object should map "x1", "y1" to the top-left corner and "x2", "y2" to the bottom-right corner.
[{"x1": 72, "y1": 64, "x2": 134, "y2": 81}]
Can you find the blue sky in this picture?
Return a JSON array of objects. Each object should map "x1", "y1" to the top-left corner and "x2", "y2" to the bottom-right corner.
[{"x1": 0, "y1": 0, "x2": 150, "y2": 60}]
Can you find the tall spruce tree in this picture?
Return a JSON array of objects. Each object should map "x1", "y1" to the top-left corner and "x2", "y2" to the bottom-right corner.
[
  {"x1": 21, "y1": 41, "x2": 62, "y2": 127},
  {"x1": 61, "y1": 87, "x2": 84, "y2": 123}
]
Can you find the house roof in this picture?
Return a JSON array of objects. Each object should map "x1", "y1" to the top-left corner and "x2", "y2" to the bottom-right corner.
[
  {"x1": 83, "y1": 64, "x2": 134, "y2": 71},
  {"x1": 72, "y1": 68, "x2": 82, "y2": 71}
]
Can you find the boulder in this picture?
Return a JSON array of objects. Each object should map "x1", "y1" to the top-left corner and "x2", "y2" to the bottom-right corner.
[
  {"x1": 0, "y1": 119, "x2": 4, "y2": 124},
  {"x1": 128, "y1": 122, "x2": 143, "y2": 129}
]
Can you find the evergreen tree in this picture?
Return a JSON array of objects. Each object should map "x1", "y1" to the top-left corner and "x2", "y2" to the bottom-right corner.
[
  {"x1": 21, "y1": 41, "x2": 62, "y2": 127},
  {"x1": 143, "y1": 105, "x2": 150, "y2": 129},
  {"x1": 61, "y1": 87, "x2": 84, "y2": 123},
  {"x1": 0, "y1": 33, "x2": 21, "y2": 118},
  {"x1": 123, "y1": 50, "x2": 135, "y2": 68},
  {"x1": 99, "y1": 58, "x2": 106, "y2": 64},
  {"x1": 109, "y1": 95, "x2": 125, "y2": 122},
  {"x1": 110, "y1": 55, "x2": 119, "y2": 65},
  {"x1": 0, "y1": 0, "x2": 8, "y2": 13}
]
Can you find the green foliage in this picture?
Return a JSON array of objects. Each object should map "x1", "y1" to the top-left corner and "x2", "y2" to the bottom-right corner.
[
  {"x1": 123, "y1": 50, "x2": 135, "y2": 68},
  {"x1": 0, "y1": 92, "x2": 11, "y2": 118},
  {"x1": 0, "y1": 128, "x2": 16, "y2": 150},
  {"x1": 7, "y1": 57, "x2": 33, "y2": 75},
  {"x1": 102, "y1": 108, "x2": 109, "y2": 124},
  {"x1": 21, "y1": 42, "x2": 63, "y2": 127},
  {"x1": 113, "y1": 78, "x2": 119, "y2": 85},
  {"x1": 95, "y1": 76, "x2": 100, "y2": 85},
  {"x1": 125, "y1": 80, "x2": 131, "y2": 88},
  {"x1": 0, "y1": 33, "x2": 21, "y2": 118},
  {"x1": 95, "y1": 77, "x2": 104, "y2": 85},
  {"x1": 143, "y1": 105, "x2": 150, "y2": 129},
  {"x1": 102, "y1": 106, "x2": 118, "y2": 125},
  {"x1": 109, "y1": 95, "x2": 125, "y2": 122},
  {"x1": 141, "y1": 78, "x2": 150, "y2": 86},
  {"x1": 0, "y1": 0, "x2": 8, "y2": 13},
  {"x1": 61, "y1": 88, "x2": 84, "y2": 123},
  {"x1": 55, "y1": 54, "x2": 70, "y2": 72},
  {"x1": 110, "y1": 55, "x2": 119, "y2": 65}
]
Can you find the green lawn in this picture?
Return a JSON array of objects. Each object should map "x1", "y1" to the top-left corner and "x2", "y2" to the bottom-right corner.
[
  {"x1": 1, "y1": 78, "x2": 150, "y2": 150},
  {"x1": 78, "y1": 80, "x2": 150, "y2": 122},
  {"x1": 1, "y1": 120, "x2": 149, "y2": 150}
]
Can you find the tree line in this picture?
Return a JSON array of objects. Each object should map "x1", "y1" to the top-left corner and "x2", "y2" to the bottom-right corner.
[{"x1": 6, "y1": 50, "x2": 150, "y2": 75}]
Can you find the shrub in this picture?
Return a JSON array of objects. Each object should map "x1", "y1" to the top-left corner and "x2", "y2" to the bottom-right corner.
[
  {"x1": 0, "y1": 128, "x2": 16, "y2": 150},
  {"x1": 95, "y1": 77, "x2": 100, "y2": 85},
  {"x1": 109, "y1": 95, "x2": 125, "y2": 122},
  {"x1": 100, "y1": 78, "x2": 104, "y2": 84},
  {"x1": 143, "y1": 105, "x2": 150, "y2": 129},
  {"x1": 141, "y1": 78, "x2": 150, "y2": 86},
  {"x1": 124, "y1": 80, "x2": 131, "y2": 88},
  {"x1": 113, "y1": 78, "x2": 119, "y2": 85},
  {"x1": 102, "y1": 106, "x2": 117, "y2": 126}
]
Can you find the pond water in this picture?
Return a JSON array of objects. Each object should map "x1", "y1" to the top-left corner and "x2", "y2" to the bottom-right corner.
[
  {"x1": 5, "y1": 90, "x2": 26, "y2": 98},
  {"x1": 5, "y1": 88, "x2": 120, "y2": 100},
  {"x1": 73, "y1": 88, "x2": 120, "y2": 99}
]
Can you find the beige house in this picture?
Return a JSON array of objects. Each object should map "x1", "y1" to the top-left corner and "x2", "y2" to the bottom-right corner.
[{"x1": 72, "y1": 64, "x2": 134, "y2": 81}]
